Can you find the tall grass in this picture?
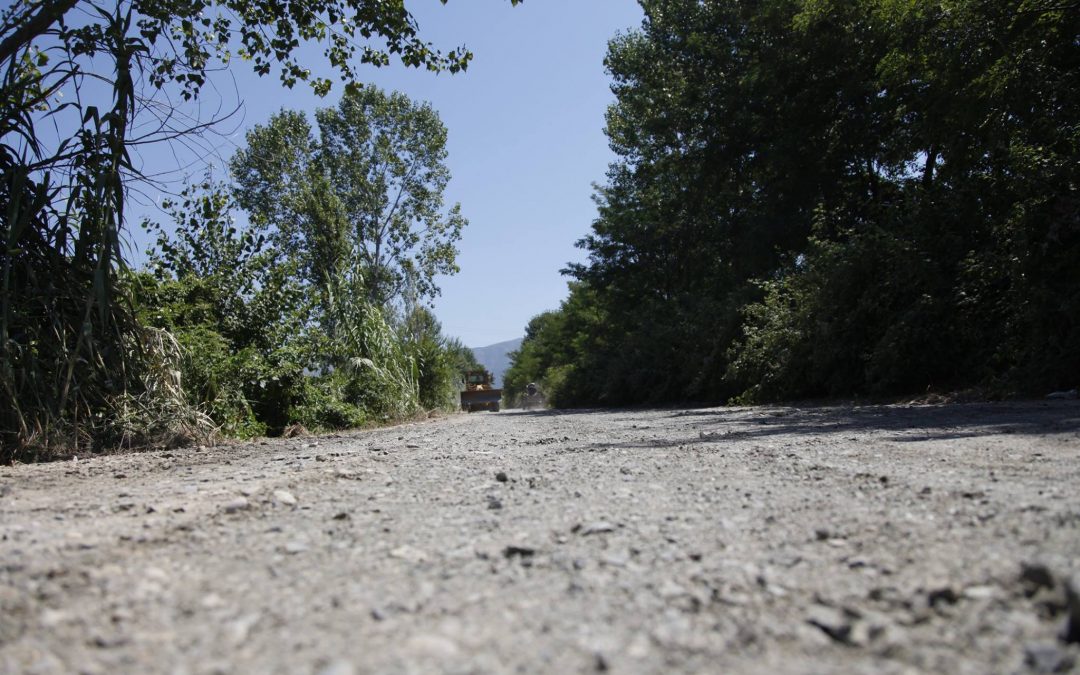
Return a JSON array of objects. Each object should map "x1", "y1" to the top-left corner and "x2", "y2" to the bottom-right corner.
[
  {"x1": 104, "y1": 327, "x2": 215, "y2": 451},
  {"x1": 0, "y1": 8, "x2": 208, "y2": 461},
  {"x1": 333, "y1": 292, "x2": 419, "y2": 420}
]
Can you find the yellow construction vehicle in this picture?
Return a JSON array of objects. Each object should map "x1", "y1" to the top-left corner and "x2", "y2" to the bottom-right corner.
[{"x1": 460, "y1": 369, "x2": 501, "y2": 412}]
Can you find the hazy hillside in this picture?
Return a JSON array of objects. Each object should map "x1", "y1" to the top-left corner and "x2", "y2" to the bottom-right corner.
[{"x1": 470, "y1": 338, "x2": 523, "y2": 387}]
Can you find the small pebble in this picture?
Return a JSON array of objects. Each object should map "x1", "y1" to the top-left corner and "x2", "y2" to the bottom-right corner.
[
  {"x1": 962, "y1": 585, "x2": 997, "y2": 600},
  {"x1": 273, "y1": 490, "x2": 298, "y2": 506},
  {"x1": 806, "y1": 604, "x2": 853, "y2": 644},
  {"x1": 223, "y1": 497, "x2": 249, "y2": 513},
  {"x1": 389, "y1": 545, "x2": 427, "y2": 563},
  {"x1": 283, "y1": 541, "x2": 308, "y2": 555},
  {"x1": 406, "y1": 634, "x2": 460, "y2": 659},
  {"x1": 574, "y1": 521, "x2": 616, "y2": 536},
  {"x1": 317, "y1": 659, "x2": 356, "y2": 675}
]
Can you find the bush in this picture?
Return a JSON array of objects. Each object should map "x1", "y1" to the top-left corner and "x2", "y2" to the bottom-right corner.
[
  {"x1": 728, "y1": 205, "x2": 974, "y2": 401},
  {"x1": 401, "y1": 307, "x2": 479, "y2": 412},
  {"x1": 289, "y1": 374, "x2": 367, "y2": 431}
]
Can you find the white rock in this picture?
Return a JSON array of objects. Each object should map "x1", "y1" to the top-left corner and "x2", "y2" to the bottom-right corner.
[
  {"x1": 223, "y1": 496, "x2": 249, "y2": 513},
  {"x1": 225, "y1": 613, "x2": 261, "y2": 645},
  {"x1": 317, "y1": 660, "x2": 356, "y2": 675},
  {"x1": 200, "y1": 593, "x2": 224, "y2": 609},
  {"x1": 627, "y1": 632, "x2": 652, "y2": 659},
  {"x1": 963, "y1": 585, "x2": 998, "y2": 600},
  {"x1": 406, "y1": 634, "x2": 460, "y2": 659},
  {"x1": 144, "y1": 566, "x2": 168, "y2": 582},
  {"x1": 273, "y1": 490, "x2": 298, "y2": 506},
  {"x1": 578, "y1": 521, "x2": 617, "y2": 535},
  {"x1": 389, "y1": 545, "x2": 428, "y2": 563},
  {"x1": 40, "y1": 609, "x2": 71, "y2": 628}
]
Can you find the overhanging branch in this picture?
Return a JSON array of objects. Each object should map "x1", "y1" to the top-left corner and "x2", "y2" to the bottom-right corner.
[{"x1": 0, "y1": 0, "x2": 81, "y2": 66}]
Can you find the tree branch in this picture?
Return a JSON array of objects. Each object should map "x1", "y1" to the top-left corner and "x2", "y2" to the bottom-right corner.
[{"x1": 0, "y1": 0, "x2": 81, "y2": 66}]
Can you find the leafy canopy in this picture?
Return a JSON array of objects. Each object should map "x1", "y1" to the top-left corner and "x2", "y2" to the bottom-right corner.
[
  {"x1": 509, "y1": 0, "x2": 1080, "y2": 407},
  {"x1": 231, "y1": 86, "x2": 466, "y2": 311}
]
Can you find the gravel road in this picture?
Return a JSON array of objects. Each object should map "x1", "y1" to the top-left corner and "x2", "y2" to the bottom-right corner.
[{"x1": 2, "y1": 402, "x2": 1079, "y2": 674}]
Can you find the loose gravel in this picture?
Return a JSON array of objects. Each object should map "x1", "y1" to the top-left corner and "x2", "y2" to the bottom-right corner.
[{"x1": 1, "y1": 401, "x2": 1079, "y2": 674}]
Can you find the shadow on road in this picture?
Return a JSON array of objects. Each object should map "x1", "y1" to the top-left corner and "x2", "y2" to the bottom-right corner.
[
  {"x1": 518, "y1": 401, "x2": 1080, "y2": 453},
  {"x1": 675, "y1": 401, "x2": 1080, "y2": 444},
  {"x1": 501, "y1": 408, "x2": 619, "y2": 418}
]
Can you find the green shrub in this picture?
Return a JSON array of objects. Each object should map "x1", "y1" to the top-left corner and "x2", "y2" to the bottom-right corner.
[{"x1": 289, "y1": 374, "x2": 367, "y2": 431}]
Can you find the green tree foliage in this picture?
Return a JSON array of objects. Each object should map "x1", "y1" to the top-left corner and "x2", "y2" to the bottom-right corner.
[
  {"x1": 135, "y1": 174, "x2": 477, "y2": 436},
  {"x1": 513, "y1": 0, "x2": 1079, "y2": 406},
  {"x1": 503, "y1": 283, "x2": 606, "y2": 407},
  {"x1": 402, "y1": 306, "x2": 480, "y2": 410},
  {"x1": 225, "y1": 88, "x2": 473, "y2": 417},
  {"x1": 1, "y1": 0, "x2": 512, "y2": 456},
  {"x1": 231, "y1": 87, "x2": 466, "y2": 310},
  {"x1": 133, "y1": 180, "x2": 305, "y2": 437},
  {"x1": 503, "y1": 312, "x2": 563, "y2": 407},
  {"x1": 729, "y1": 0, "x2": 1080, "y2": 398}
]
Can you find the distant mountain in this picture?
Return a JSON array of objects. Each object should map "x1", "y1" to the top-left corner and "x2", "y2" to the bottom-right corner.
[{"x1": 469, "y1": 338, "x2": 523, "y2": 388}]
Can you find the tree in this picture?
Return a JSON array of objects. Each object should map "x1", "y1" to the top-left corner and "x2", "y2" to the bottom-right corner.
[
  {"x1": 231, "y1": 87, "x2": 466, "y2": 311},
  {"x1": 503, "y1": 282, "x2": 607, "y2": 407},
  {"x1": 400, "y1": 305, "x2": 479, "y2": 410},
  {"x1": 731, "y1": 0, "x2": 1080, "y2": 398},
  {"x1": 565, "y1": 0, "x2": 830, "y2": 404},
  {"x1": 550, "y1": 0, "x2": 1079, "y2": 406},
  {"x1": 1, "y1": 0, "x2": 516, "y2": 456},
  {"x1": 226, "y1": 110, "x2": 355, "y2": 330}
]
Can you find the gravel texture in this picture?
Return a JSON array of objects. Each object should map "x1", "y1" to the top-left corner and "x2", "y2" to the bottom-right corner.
[{"x1": 1, "y1": 401, "x2": 1079, "y2": 674}]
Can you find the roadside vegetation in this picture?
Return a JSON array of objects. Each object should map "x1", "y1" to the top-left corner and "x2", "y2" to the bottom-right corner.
[
  {"x1": 0, "y1": 0, "x2": 495, "y2": 462},
  {"x1": 506, "y1": 0, "x2": 1079, "y2": 407}
]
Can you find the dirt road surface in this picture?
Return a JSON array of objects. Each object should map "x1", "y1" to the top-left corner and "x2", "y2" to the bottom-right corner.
[{"x1": 2, "y1": 402, "x2": 1079, "y2": 674}]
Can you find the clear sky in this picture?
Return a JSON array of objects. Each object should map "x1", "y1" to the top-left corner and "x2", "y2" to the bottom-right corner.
[{"x1": 126, "y1": 0, "x2": 645, "y2": 349}]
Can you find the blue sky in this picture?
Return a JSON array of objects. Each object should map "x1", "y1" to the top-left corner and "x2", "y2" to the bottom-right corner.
[{"x1": 126, "y1": 0, "x2": 644, "y2": 349}]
